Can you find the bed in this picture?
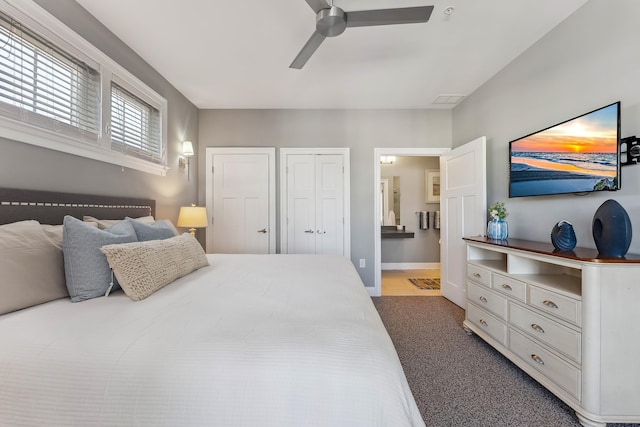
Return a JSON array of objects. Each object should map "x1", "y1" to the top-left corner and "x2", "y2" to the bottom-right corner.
[{"x1": 0, "y1": 188, "x2": 424, "y2": 427}]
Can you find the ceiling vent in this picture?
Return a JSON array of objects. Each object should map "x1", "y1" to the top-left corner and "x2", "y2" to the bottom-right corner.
[{"x1": 433, "y1": 94, "x2": 466, "y2": 105}]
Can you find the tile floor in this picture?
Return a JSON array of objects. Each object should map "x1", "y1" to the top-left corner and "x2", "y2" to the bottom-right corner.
[{"x1": 381, "y1": 269, "x2": 441, "y2": 296}]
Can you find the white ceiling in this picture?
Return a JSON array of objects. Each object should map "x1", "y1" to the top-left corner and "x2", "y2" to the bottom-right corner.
[{"x1": 75, "y1": 0, "x2": 588, "y2": 109}]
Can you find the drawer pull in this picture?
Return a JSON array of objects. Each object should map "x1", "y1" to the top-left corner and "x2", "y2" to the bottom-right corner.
[
  {"x1": 473, "y1": 272, "x2": 482, "y2": 279},
  {"x1": 501, "y1": 283, "x2": 512, "y2": 291},
  {"x1": 479, "y1": 296, "x2": 488, "y2": 303},
  {"x1": 531, "y1": 323, "x2": 545, "y2": 333},
  {"x1": 531, "y1": 354, "x2": 545, "y2": 365},
  {"x1": 542, "y1": 300, "x2": 559, "y2": 309},
  {"x1": 479, "y1": 319, "x2": 488, "y2": 326}
]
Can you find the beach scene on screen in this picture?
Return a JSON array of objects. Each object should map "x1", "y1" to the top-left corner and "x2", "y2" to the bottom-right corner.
[{"x1": 510, "y1": 104, "x2": 618, "y2": 197}]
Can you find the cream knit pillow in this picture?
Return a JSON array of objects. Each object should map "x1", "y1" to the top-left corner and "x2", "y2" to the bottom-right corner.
[{"x1": 100, "y1": 233, "x2": 208, "y2": 301}]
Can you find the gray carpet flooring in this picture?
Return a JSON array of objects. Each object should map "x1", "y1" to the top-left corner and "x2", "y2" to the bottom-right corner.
[{"x1": 372, "y1": 296, "x2": 639, "y2": 427}]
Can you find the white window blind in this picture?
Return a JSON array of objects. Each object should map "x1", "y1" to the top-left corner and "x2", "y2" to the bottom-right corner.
[
  {"x1": 111, "y1": 83, "x2": 163, "y2": 163},
  {"x1": 0, "y1": 11, "x2": 100, "y2": 139}
]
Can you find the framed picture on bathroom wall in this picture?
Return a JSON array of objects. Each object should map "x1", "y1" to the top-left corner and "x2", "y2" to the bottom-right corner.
[{"x1": 425, "y1": 170, "x2": 440, "y2": 203}]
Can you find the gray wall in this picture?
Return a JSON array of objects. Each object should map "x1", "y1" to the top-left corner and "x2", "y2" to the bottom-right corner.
[
  {"x1": 0, "y1": 0, "x2": 200, "y2": 228},
  {"x1": 198, "y1": 109, "x2": 452, "y2": 287},
  {"x1": 453, "y1": 0, "x2": 640, "y2": 253},
  {"x1": 381, "y1": 156, "x2": 440, "y2": 264}
]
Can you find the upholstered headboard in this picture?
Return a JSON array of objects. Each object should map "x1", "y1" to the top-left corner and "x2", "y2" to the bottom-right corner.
[{"x1": 0, "y1": 188, "x2": 155, "y2": 225}]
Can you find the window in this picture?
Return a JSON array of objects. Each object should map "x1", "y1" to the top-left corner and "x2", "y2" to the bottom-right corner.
[
  {"x1": 111, "y1": 83, "x2": 162, "y2": 163},
  {"x1": 0, "y1": 2, "x2": 168, "y2": 175},
  {"x1": 0, "y1": 12, "x2": 100, "y2": 139}
]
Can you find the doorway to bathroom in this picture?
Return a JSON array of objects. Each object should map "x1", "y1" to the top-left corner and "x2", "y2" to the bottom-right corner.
[{"x1": 374, "y1": 148, "x2": 449, "y2": 297}]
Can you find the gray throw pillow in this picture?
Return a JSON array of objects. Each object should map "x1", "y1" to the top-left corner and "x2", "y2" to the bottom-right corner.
[
  {"x1": 0, "y1": 221, "x2": 69, "y2": 314},
  {"x1": 125, "y1": 217, "x2": 177, "y2": 241},
  {"x1": 63, "y1": 216, "x2": 137, "y2": 302}
]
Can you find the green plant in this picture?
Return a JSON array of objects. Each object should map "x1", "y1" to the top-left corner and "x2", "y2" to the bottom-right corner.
[{"x1": 488, "y1": 202, "x2": 508, "y2": 220}]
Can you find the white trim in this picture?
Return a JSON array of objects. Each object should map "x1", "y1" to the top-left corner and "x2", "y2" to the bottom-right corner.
[
  {"x1": 0, "y1": 115, "x2": 168, "y2": 175},
  {"x1": 373, "y1": 147, "x2": 450, "y2": 297},
  {"x1": 280, "y1": 147, "x2": 351, "y2": 258},
  {"x1": 381, "y1": 262, "x2": 441, "y2": 270},
  {"x1": 0, "y1": 0, "x2": 168, "y2": 175},
  {"x1": 205, "y1": 147, "x2": 276, "y2": 254}
]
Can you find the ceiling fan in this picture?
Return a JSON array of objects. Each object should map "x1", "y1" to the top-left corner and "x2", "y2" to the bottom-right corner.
[{"x1": 290, "y1": 0, "x2": 434, "y2": 69}]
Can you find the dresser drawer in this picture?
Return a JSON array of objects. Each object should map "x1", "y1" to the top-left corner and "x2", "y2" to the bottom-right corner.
[
  {"x1": 528, "y1": 285, "x2": 581, "y2": 326},
  {"x1": 467, "y1": 282, "x2": 507, "y2": 320},
  {"x1": 492, "y1": 273, "x2": 526, "y2": 302},
  {"x1": 509, "y1": 329, "x2": 581, "y2": 400},
  {"x1": 467, "y1": 303, "x2": 507, "y2": 345},
  {"x1": 467, "y1": 264, "x2": 491, "y2": 287},
  {"x1": 509, "y1": 302, "x2": 581, "y2": 363}
]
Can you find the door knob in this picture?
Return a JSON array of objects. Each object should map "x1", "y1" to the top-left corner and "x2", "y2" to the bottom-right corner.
[
  {"x1": 257, "y1": 228, "x2": 267, "y2": 233},
  {"x1": 304, "y1": 229, "x2": 314, "y2": 233}
]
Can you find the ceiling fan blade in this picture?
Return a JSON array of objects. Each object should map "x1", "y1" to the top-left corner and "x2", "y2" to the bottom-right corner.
[
  {"x1": 345, "y1": 6, "x2": 434, "y2": 28},
  {"x1": 305, "y1": 0, "x2": 330, "y2": 13},
  {"x1": 290, "y1": 31, "x2": 326, "y2": 69}
]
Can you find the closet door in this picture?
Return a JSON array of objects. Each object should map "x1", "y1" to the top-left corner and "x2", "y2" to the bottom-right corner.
[
  {"x1": 281, "y1": 149, "x2": 350, "y2": 257},
  {"x1": 315, "y1": 154, "x2": 344, "y2": 255},
  {"x1": 205, "y1": 147, "x2": 276, "y2": 254},
  {"x1": 286, "y1": 154, "x2": 316, "y2": 254}
]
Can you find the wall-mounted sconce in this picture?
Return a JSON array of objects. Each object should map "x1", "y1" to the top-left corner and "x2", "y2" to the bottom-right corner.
[
  {"x1": 380, "y1": 156, "x2": 396, "y2": 164},
  {"x1": 178, "y1": 141, "x2": 195, "y2": 180}
]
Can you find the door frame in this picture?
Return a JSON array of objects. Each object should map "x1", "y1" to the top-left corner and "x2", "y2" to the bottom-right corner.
[
  {"x1": 372, "y1": 147, "x2": 450, "y2": 297},
  {"x1": 279, "y1": 147, "x2": 351, "y2": 256},
  {"x1": 205, "y1": 147, "x2": 276, "y2": 254}
]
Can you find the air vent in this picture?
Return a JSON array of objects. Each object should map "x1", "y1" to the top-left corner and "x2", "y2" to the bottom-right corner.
[{"x1": 433, "y1": 94, "x2": 466, "y2": 105}]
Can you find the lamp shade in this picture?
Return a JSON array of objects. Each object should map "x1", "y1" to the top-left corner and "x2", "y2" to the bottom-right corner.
[
  {"x1": 177, "y1": 205, "x2": 208, "y2": 229},
  {"x1": 182, "y1": 141, "x2": 194, "y2": 157}
]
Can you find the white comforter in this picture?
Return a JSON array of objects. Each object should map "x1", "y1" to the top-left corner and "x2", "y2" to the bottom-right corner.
[{"x1": 0, "y1": 254, "x2": 424, "y2": 427}]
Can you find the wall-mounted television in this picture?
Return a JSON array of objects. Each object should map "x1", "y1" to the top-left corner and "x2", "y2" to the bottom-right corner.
[{"x1": 509, "y1": 102, "x2": 621, "y2": 198}]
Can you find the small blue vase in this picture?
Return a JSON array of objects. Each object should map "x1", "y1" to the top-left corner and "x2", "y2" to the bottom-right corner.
[
  {"x1": 487, "y1": 218, "x2": 508, "y2": 240},
  {"x1": 551, "y1": 220, "x2": 577, "y2": 251}
]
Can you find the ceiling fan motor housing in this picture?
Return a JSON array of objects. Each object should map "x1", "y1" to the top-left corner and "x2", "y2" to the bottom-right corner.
[{"x1": 316, "y1": 6, "x2": 346, "y2": 37}]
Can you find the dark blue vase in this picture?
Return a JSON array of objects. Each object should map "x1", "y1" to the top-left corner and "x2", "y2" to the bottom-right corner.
[
  {"x1": 551, "y1": 220, "x2": 577, "y2": 251},
  {"x1": 592, "y1": 199, "x2": 632, "y2": 257}
]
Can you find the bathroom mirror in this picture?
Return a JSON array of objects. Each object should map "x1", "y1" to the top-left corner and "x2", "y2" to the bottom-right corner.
[{"x1": 380, "y1": 176, "x2": 400, "y2": 225}]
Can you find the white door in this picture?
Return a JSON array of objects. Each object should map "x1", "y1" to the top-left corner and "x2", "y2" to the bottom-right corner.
[
  {"x1": 281, "y1": 148, "x2": 350, "y2": 256},
  {"x1": 440, "y1": 137, "x2": 486, "y2": 308},
  {"x1": 206, "y1": 148, "x2": 275, "y2": 254},
  {"x1": 315, "y1": 154, "x2": 344, "y2": 255},
  {"x1": 286, "y1": 154, "x2": 316, "y2": 254}
]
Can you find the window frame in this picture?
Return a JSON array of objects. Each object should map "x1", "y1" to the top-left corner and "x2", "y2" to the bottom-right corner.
[{"x1": 0, "y1": 1, "x2": 168, "y2": 176}]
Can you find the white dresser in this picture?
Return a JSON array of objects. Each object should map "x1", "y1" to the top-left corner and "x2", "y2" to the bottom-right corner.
[{"x1": 463, "y1": 236, "x2": 640, "y2": 427}]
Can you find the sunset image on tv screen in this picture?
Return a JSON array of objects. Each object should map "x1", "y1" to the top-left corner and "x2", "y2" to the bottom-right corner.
[{"x1": 510, "y1": 103, "x2": 619, "y2": 197}]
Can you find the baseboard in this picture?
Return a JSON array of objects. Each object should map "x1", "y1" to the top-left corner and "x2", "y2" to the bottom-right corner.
[
  {"x1": 381, "y1": 262, "x2": 440, "y2": 270},
  {"x1": 366, "y1": 286, "x2": 380, "y2": 297}
]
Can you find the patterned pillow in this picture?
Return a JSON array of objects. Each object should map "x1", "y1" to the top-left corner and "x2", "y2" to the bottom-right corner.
[
  {"x1": 100, "y1": 233, "x2": 209, "y2": 301},
  {"x1": 63, "y1": 216, "x2": 138, "y2": 302}
]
